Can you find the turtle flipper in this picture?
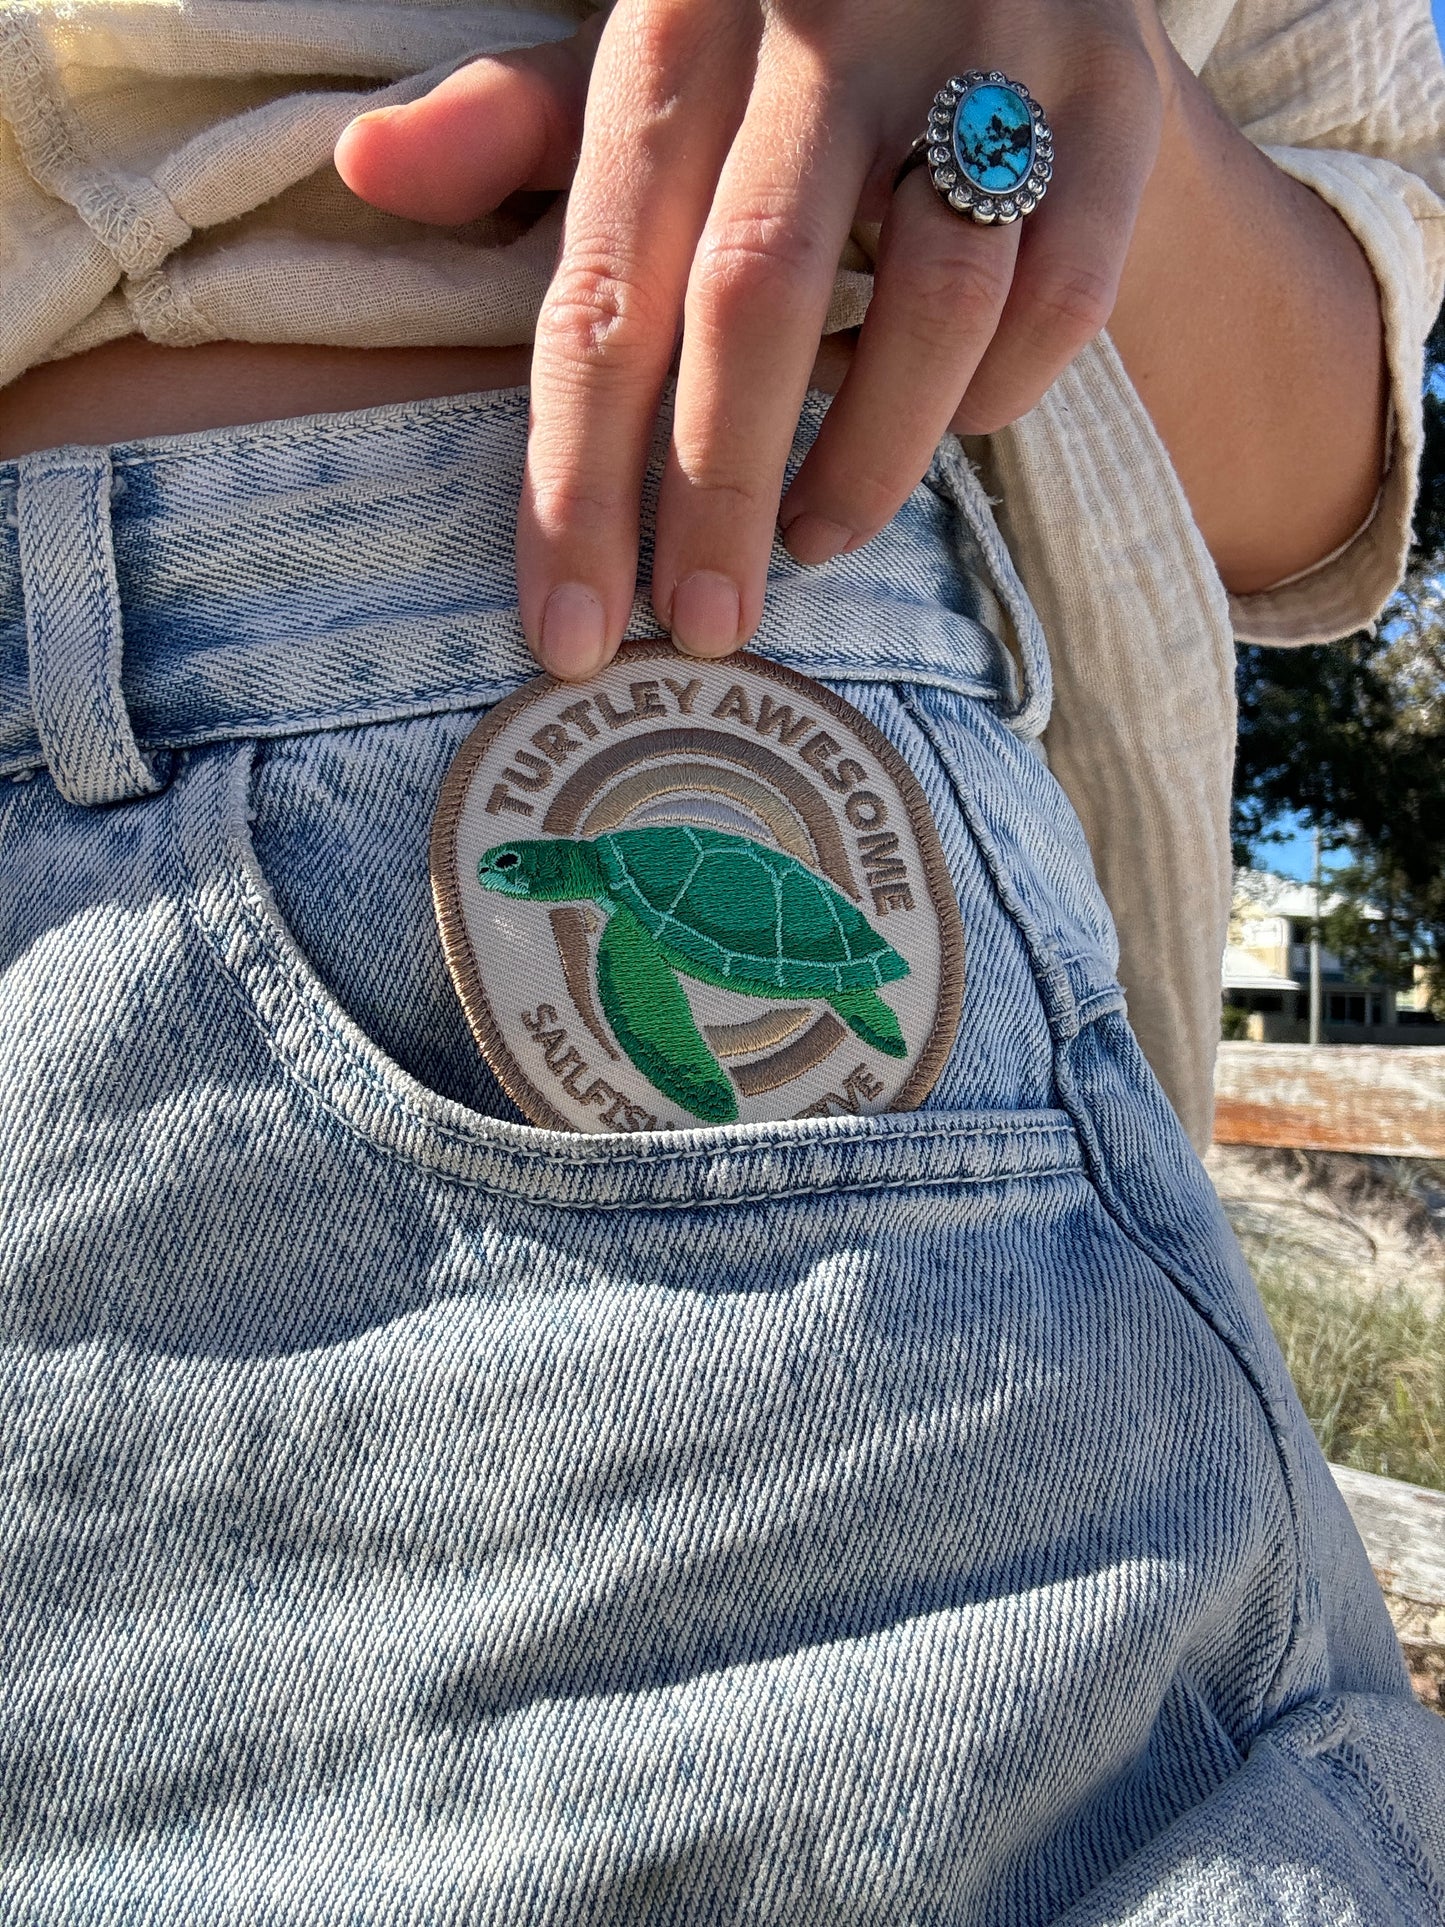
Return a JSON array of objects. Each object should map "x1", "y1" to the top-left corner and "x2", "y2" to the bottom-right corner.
[
  {"x1": 826, "y1": 987, "x2": 908, "y2": 1059},
  {"x1": 596, "y1": 908, "x2": 738, "y2": 1124}
]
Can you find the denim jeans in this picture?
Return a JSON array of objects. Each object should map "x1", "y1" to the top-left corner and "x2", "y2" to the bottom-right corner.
[{"x1": 2, "y1": 391, "x2": 1441, "y2": 1925}]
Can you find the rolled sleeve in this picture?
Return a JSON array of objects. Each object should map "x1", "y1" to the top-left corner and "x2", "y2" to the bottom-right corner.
[{"x1": 1201, "y1": 0, "x2": 1445, "y2": 647}]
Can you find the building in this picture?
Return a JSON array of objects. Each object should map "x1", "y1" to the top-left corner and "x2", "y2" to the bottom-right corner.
[{"x1": 1222, "y1": 871, "x2": 1441, "y2": 1044}]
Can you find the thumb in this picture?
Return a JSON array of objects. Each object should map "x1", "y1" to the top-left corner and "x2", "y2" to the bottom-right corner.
[{"x1": 335, "y1": 23, "x2": 599, "y2": 225}]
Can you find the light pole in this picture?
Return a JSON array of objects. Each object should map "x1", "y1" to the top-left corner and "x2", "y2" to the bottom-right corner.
[{"x1": 1309, "y1": 822, "x2": 1323, "y2": 1048}]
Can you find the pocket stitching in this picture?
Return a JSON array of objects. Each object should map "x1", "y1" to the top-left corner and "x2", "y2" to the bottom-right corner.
[
  {"x1": 1055, "y1": 1035, "x2": 1308, "y2": 1747},
  {"x1": 170, "y1": 741, "x2": 1084, "y2": 1203}
]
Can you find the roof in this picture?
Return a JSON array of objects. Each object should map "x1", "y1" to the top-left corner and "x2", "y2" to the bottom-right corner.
[
  {"x1": 1233, "y1": 870, "x2": 1332, "y2": 919},
  {"x1": 1232, "y1": 868, "x2": 1379, "y2": 923},
  {"x1": 1221, "y1": 945, "x2": 1301, "y2": 993}
]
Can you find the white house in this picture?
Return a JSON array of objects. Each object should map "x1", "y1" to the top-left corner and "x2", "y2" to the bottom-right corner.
[{"x1": 1222, "y1": 871, "x2": 1440, "y2": 1044}]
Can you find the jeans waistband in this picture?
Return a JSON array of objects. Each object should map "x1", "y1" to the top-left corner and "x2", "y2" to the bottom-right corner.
[{"x1": 0, "y1": 388, "x2": 1051, "y2": 804}]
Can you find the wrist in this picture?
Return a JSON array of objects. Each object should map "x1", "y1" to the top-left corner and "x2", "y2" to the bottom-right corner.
[{"x1": 1111, "y1": 43, "x2": 1225, "y2": 352}]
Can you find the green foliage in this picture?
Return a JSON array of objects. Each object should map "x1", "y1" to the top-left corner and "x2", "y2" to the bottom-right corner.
[
  {"x1": 1221, "y1": 1002, "x2": 1250, "y2": 1040},
  {"x1": 1416, "y1": 305, "x2": 1445, "y2": 564},
  {"x1": 1323, "y1": 850, "x2": 1444, "y2": 1013},
  {"x1": 1233, "y1": 635, "x2": 1403, "y2": 856},
  {"x1": 1256, "y1": 1260, "x2": 1444, "y2": 1490}
]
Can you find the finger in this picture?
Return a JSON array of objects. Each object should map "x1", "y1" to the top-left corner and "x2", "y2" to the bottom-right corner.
[
  {"x1": 520, "y1": 0, "x2": 756, "y2": 678},
  {"x1": 777, "y1": 164, "x2": 1020, "y2": 566},
  {"x1": 333, "y1": 22, "x2": 600, "y2": 224},
  {"x1": 953, "y1": 43, "x2": 1162, "y2": 434},
  {"x1": 651, "y1": 42, "x2": 871, "y2": 655}
]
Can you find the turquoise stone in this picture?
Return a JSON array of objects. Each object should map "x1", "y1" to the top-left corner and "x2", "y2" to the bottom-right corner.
[{"x1": 952, "y1": 84, "x2": 1034, "y2": 195}]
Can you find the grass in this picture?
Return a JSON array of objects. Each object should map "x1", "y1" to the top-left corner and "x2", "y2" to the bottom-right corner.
[{"x1": 1254, "y1": 1257, "x2": 1445, "y2": 1491}]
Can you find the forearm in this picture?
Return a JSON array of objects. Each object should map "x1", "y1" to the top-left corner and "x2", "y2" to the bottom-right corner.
[{"x1": 1108, "y1": 36, "x2": 1387, "y2": 597}]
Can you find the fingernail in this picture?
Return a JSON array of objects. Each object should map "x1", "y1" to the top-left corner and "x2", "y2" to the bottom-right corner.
[
  {"x1": 670, "y1": 571, "x2": 741, "y2": 658},
  {"x1": 340, "y1": 104, "x2": 401, "y2": 138},
  {"x1": 539, "y1": 583, "x2": 608, "y2": 679},
  {"x1": 779, "y1": 513, "x2": 854, "y2": 567}
]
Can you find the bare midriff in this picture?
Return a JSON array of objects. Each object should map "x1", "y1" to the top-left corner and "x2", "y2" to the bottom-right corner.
[{"x1": 0, "y1": 335, "x2": 856, "y2": 460}]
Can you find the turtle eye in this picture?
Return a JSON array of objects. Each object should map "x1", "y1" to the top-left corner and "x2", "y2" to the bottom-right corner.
[{"x1": 493, "y1": 851, "x2": 521, "y2": 870}]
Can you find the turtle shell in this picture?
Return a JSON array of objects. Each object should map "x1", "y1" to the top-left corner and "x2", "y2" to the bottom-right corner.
[{"x1": 594, "y1": 825, "x2": 909, "y2": 995}]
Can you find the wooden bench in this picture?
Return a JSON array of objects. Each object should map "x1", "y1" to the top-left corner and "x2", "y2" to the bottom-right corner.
[{"x1": 1331, "y1": 1463, "x2": 1445, "y2": 1713}]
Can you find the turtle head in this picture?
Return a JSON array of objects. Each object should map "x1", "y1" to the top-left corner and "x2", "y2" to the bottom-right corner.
[{"x1": 477, "y1": 837, "x2": 604, "y2": 903}]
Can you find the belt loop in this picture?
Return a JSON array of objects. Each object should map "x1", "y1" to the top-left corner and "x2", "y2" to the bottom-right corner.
[
  {"x1": 928, "y1": 435, "x2": 1053, "y2": 740},
  {"x1": 17, "y1": 446, "x2": 168, "y2": 807}
]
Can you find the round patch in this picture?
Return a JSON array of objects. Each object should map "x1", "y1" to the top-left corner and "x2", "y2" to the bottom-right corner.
[{"x1": 430, "y1": 645, "x2": 964, "y2": 1132}]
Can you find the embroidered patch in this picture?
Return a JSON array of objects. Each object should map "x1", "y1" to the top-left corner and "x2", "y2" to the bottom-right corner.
[{"x1": 430, "y1": 645, "x2": 964, "y2": 1132}]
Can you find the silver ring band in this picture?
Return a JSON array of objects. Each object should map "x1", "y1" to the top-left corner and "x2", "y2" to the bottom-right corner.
[{"x1": 895, "y1": 71, "x2": 1054, "y2": 226}]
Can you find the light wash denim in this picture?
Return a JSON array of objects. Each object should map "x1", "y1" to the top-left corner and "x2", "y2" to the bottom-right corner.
[{"x1": 1, "y1": 390, "x2": 1441, "y2": 1925}]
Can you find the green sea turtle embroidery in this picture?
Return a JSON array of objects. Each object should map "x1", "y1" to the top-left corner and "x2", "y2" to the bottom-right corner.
[{"x1": 477, "y1": 825, "x2": 910, "y2": 1125}]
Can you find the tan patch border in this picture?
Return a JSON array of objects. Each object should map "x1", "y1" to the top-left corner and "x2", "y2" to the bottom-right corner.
[{"x1": 430, "y1": 642, "x2": 966, "y2": 1132}]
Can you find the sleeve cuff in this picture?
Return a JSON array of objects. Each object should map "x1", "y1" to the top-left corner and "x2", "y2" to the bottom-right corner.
[{"x1": 1227, "y1": 146, "x2": 1445, "y2": 647}]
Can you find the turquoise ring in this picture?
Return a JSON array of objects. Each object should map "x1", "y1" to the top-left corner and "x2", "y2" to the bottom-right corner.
[{"x1": 895, "y1": 71, "x2": 1054, "y2": 226}]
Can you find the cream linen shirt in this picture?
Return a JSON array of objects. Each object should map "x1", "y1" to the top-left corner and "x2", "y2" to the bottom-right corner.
[{"x1": 2, "y1": 0, "x2": 1443, "y2": 1147}]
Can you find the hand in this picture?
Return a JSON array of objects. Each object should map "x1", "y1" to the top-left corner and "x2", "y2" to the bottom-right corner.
[{"x1": 338, "y1": 0, "x2": 1173, "y2": 678}]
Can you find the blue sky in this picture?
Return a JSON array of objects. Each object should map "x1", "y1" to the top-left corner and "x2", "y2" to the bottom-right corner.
[
  {"x1": 1436, "y1": 0, "x2": 1445, "y2": 46},
  {"x1": 1250, "y1": 810, "x2": 1350, "y2": 885}
]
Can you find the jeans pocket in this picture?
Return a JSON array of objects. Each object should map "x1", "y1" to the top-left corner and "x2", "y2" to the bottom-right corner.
[{"x1": 207, "y1": 664, "x2": 1074, "y2": 1154}]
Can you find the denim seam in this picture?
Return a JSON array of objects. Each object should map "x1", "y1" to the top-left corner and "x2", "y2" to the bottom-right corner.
[
  {"x1": 143, "y1": 661, "x2": 1003, "y2": 753},
  {"x1": 910, "y1": 664, "x2": 1305, "y2": 1732},
  {"x1": 923, "y1": 436, "x2": 1053, "y2": 740},
  {"x1": 77, "y1": 460, "x2": 125, "y2": 790},
  {"x1": 214, "y1": 829, "x2": 1076, "y2": 1172},
  {"x1": 0, "y1": 390, "x2": 530, "y2": 486},
  {"x1": 5, "y1": 386, "x2": 826, "y2": 485},
  {"x1": 0, "y1": 674, "x2": 1008, "y2": 782},
  {"x1": 20, "y1": 450, "x2": 163, "y2": 806},
  {"x1": 1074, "y1": 984, "x2": 1127, "y2": 1028},
  {"x1": 0, "y1": 662, "x2": 1010, "y2": 788},
  {"x1": 899, "y1": 689, "x2": 1084, "y2": 1047},
  {"x1": 141, "y1": 680, "x2": 520, "y2": 746},
  {"x1": 171, "y1": 743, "x2": 1082, "y2": 1201},
  {"x1": 1049, "y1": 1034, "x2": 1306, "y2": 1744},
  {"x1": 27, "y1": 462, "x2": 109, "y2": 794},
  {"x1": 1277, "y1": 1699, "x2": 1445, "y2": 1913},
  {"x1": 79, "y1": 463, "x2": 115, "y2": 786},
  {"x1": 0, "y1": 683, "x2": 521, "y2": 782},
  {"x1": 909, "y1": 674, "x2": 1301, "y2": 1734},
  {"x1": 1316, "y1": 1732, "x2": 1445, "y2": 1912},
  {"x1": 426, "y1": 1154, "x2": 1088, "y2": 1216}
]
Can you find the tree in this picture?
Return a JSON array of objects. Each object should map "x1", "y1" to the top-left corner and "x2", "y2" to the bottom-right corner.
[{"x1": 1233, "y1": 308, "x2": 1445, "y2": 1013}]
